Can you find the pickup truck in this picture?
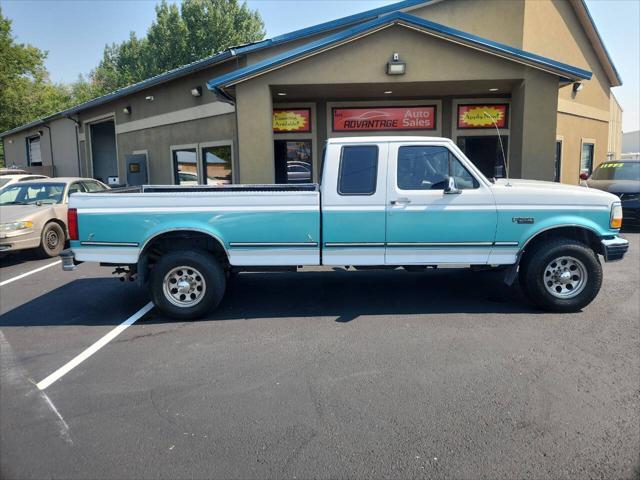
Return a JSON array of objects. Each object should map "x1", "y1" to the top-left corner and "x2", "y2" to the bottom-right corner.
[{"x1": 61, "y1": 137, "x2": 629, "y2": 319}]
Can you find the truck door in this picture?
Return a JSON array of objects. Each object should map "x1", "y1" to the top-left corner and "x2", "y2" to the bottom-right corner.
[
  {"x1": 385, "y1": 141, "x2": 497, "y2": 265},
  {"x1": 321, "y1": 142, "x2": 388, "y2": 265}
]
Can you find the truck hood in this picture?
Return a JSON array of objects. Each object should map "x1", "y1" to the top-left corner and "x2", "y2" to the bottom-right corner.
[
  {"x1": 492, "y1": 178, "x2": 619, "y2": 206},
  {"x1": 0, "y1": 204, "x2": 56, "y2": 223}
]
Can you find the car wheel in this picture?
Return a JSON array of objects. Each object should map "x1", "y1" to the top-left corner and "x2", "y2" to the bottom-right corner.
[
  {"x1": 149, "y1": 249, "x2": 226, "y2": 320},
  {"x1": 519, "y1": 238, "x2": 602, "y2": 312},
  {"x1": 37, "y1": 222, "x2": 65, "y2": 258}
]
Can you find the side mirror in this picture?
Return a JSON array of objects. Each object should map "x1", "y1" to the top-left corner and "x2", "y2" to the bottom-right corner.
[
  {"x1": 579, "y1": 172, "x2": 589, "y2": 181},
  {"x1": 444, "y1": 176, "x2": 461, "y2": 195}
]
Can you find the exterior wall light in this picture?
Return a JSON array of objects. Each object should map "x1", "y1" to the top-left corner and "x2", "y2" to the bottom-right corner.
[
  {"x1": 277, "y1": 92, "x2": 287, "y2": 96},
  {"x1": 145, "y1": 95, "x2": 154, "y2": 102},
  {"x1": 191, "y1": 86, "x2": 202, "y2": 97},
  {"x1": 387, "y1": 52, "x2": 406, "y2": 75},
  {"x1": 573, "y1": 82, "x2": 584, "y2": 93},
  {"x1": 123, "y1": 106, "x2": 132, "y2": 115}
]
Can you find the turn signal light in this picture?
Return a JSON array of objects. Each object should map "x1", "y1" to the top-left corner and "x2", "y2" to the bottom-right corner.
[
  {"x1": 68, "y1": 208, "x2": 79, "y2": 240},
  {"x1": 610, "y1": 204, "x2": 623, "y2": 229}
]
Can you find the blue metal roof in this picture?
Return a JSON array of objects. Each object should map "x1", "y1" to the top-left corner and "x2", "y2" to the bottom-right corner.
[
  {"x1": 208, "y1": 11, "x2": 592, "y2": 98},
  {"x1": 1, "y1": 0, "x2": 432, "y2": 138}
]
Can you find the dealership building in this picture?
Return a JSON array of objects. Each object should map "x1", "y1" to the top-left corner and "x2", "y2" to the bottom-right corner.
[{"x1": 0, "y1": 0, "x2": 623, "y2": 187}]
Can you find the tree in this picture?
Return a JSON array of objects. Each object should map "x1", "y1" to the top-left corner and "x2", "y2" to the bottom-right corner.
[{"x1": 90, "y1": 0, "x2": 265, "y2": 93}]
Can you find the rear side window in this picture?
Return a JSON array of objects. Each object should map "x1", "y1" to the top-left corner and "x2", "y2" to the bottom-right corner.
[{"x1": 338, "y1": 146, "x2": 378, "y2": 195}]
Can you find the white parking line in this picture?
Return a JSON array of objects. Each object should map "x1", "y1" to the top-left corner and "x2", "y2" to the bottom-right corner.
[
  {"x1": 36, "y1": 302, "x2": 154, "y2": 390},
  {"x1": 0, "y1": 260, "x2": 62, "y2": 287}
]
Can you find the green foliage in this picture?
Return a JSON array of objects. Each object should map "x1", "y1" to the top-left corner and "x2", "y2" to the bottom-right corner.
[
  {"x1": 91, "y1": 0, "x2": 265, "y2": 93},
  {"x1": 0, "y1": 0, "x2": 265, "y2": 134}
]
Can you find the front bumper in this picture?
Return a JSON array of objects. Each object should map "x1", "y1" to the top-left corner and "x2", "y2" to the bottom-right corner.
[{"x1": 601, "y1": 236, "x2": 629, "y2": 262}]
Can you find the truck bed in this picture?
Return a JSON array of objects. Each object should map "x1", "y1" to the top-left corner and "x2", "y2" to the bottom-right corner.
[{"x1": 70, "y1": 184, "x2": 321, "y2": 266}]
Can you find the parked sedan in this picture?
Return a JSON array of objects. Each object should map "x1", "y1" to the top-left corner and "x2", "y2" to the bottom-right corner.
[
  {"x1": 0, "y1": 178, "x2": 109, "y2": 257},
  {"x1": 585, "y1": 159, "x2": 640, "y2": 228},
  {"x1": 0, "y1": 174, "x2": 49, "y2": 189}
]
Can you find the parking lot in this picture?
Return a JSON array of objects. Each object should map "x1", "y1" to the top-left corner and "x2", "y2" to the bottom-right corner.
[{"x1": 0, "y1": 234, "x2": 638, "y2": 479}]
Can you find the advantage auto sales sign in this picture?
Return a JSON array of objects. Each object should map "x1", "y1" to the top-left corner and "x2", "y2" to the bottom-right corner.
[{"x1": 333, "y1": 106, "x2": 436, "y2": 132}]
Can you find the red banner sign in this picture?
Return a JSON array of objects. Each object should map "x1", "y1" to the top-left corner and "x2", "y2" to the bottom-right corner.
[
  {"x1": 457, "y1": 104, "x2": 508, "y2": 129},
  {"x1": 332, "y1": 106, "x2": 436, "y2": 132},
  {"x1": 273, "y1": 109, "x2": 311, "y2": 133}
]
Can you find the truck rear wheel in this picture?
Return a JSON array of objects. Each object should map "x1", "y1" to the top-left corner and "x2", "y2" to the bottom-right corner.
[
  {"x1": 519, "y1": 238, "x2": 602, "y2": 312},
  {"x1": 149, "y1": 249, "x2": 226, "y2": 320}
]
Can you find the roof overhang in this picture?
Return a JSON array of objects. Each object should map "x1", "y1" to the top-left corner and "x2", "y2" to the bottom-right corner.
[
  {"x1": 570, "y1": 0, "x2": 622, "y2": 87},
  {"x1": 208, "y1": 12, "x2": 592, "y2": 100}
]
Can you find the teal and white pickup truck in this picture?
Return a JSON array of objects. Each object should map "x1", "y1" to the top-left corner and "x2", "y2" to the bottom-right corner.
[{"x1": 61, "y1": 137, "x2": 628, "y2": 319}]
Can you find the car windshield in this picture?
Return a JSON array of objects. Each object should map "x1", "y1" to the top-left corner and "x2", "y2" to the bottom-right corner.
[
  {"x1": 0, "y1": 183, "x2": 66, "y2": 205},
  {"x1": 591, "y1": 162, "x2": 640, "y2": 181}
]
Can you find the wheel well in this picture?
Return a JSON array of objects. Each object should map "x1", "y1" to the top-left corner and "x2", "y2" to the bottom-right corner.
[
  {"x1": 522, "y1": 226, "x2": 603, "y2": 262},
  {"x1": 139, "y1": 230, "x2": 228, "y2": 283}
]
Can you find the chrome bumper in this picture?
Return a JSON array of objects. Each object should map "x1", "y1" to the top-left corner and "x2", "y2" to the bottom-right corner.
[
  {"x1": 601, "y1": 236, "x2": 629, "y2": 262},
  {"x1": 60, "y1": 249, "x2": 80, "y2": 271}
]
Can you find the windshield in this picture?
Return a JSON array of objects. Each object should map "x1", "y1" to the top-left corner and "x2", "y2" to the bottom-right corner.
[
  {"x1": 0, "y1": 183, "x2": 65, "y2": 205},
  {"x1": 591, "y1": 162, "x2": 640, "y2": 181}
]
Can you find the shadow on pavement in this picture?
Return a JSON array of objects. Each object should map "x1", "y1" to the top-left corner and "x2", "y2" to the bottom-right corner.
[
  {"x1": 0, "y1": 268, "x2": 541, "y2": 327},
  {"x1": 0, "y1": 250, "x2": 46, "y2": 268}
]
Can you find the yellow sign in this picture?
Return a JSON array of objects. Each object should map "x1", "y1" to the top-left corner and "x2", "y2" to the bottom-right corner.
[
  {"x1": 272, "y1": 109, "x2": 310, "y2": 132},
  {"x1": 458, "y1": 104, "x2": 508, "y2": 128}
]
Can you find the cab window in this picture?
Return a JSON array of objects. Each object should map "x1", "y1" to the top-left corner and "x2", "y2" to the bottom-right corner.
[
  {"x1": 338, "y1": 145, "x2": 378, "y2": 195},
  {"x1": 397, "y1": 145, "x2": 478, "y2": 190}
]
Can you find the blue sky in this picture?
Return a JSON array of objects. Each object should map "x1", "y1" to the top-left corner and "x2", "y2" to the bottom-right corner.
[{"x1": 1, "y1": 0, "x2": 638, "y2": 131}]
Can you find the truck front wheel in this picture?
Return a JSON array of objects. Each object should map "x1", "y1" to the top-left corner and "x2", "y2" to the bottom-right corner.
[
  {"x1": 519, "y1": 238, "x2": 602, "y2": 313},
  {"x1": 149, "y1": 249, "x2": 226, "y2": 320}
]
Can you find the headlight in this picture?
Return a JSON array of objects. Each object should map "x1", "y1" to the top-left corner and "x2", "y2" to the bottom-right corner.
[
  {"x1": 0, "y1": 221, "x2": 33, "y2": 232},
  {"x1": 610, "y1": 203, "x2": 623, "y2": 229}
]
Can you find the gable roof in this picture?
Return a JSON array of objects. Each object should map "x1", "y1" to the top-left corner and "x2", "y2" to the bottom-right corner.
[
  {"x1": 0, "y1": 0, "x2": 434, "y2": 138},
  {"x1": 570, "y1": 0, "x2": 621, "y2": 86},
  {"x1": 207, "y1": 11, "x2": 592, "y2": 99}
]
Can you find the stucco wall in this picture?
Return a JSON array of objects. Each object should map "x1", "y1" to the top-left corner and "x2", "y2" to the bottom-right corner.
[
  {"x1": 557, "y1": 112, "x2": 609, "y2": 183},
  {"x1": 2, "y1": 118, "x2": 78, "y2": 176},
  {"x1": 411, "y1": 0, "x2": 525, "y2": 48},
  {"x1": 116, "y1": 113, "x2": 236, "y2": 185}
]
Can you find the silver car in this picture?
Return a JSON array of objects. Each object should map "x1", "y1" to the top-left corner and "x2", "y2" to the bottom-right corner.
[{"x1": 0, "y1": 177, "x2": 109, "y2": 257}]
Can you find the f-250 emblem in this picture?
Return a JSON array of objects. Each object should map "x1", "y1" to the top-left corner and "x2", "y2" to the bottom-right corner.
[{"x1": 512, "y1": 217, "x2": 534, "y2": 224}]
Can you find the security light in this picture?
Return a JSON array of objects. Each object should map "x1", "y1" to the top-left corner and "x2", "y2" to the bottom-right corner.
[
  {"x1": 387, "y1": 53, "x2": 406, "y2": 75},
  {"x1": 573, "y1": 82, "x2": 584, "y2": 93},
  {"x1": 145, "y1": 95, "x2": 154, "y2": 102},
  {"x1": 123, "y1": 106, "x2": 132, "y2": 114},
  {"x1": 489, "y1": 88, "x2": 499, "y2": 92},
  {"x1": 191, "y1": 86, "x2": 202, "y2": 97},
  {"x1": 277, "y1": 92, "x2": 287, "y2": 96},
  {"x1": 384, "y1": 90, "x2": 393, "y2": 94}
]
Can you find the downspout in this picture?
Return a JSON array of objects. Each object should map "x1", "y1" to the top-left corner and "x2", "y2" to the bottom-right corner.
[
  {"x1": 66, "y1": 116, "x2": 82, "y2": 176},
  {"x1": 40, "y1": 124, "x2": 55, "y2": 176}
]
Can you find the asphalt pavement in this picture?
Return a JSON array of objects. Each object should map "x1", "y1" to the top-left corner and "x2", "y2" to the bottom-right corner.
[{"x1": 0, "y1": 234, "x2": 638, "y2": 479}]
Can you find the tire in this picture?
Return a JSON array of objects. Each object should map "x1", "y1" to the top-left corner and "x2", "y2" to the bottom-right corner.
[
  {"x1": 36, "y1": 222, "x2": 65, "y2": 258},
  {"x1": 149, "y1": 249, "x2": 226, "y2": 320},
  {"x1": 519, "y1": 238, "x2": 602, "y2": 312}
]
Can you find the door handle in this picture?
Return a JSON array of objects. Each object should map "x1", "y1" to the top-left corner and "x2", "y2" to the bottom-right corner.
[{"x1": 390, "y1": 197, "x2": 411, "y2": 205}]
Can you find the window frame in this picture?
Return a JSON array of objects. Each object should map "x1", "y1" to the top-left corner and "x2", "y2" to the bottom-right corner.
[
  {"x1": 580, "y1": 139, "x2": 595, "y2": 176},
  {"x1": 396, "y1": 144, "x2": 479, "y2": 191},
  {"x1": 26, "y1": 135, "x2": 42, "y2": 167},
  {"x1": 337, "y1": 145, "x2": 379, "y2": 196}
]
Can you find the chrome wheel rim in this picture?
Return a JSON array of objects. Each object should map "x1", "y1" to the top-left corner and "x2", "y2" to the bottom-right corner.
[
  {"x1": 543, "y1": 256, "x2": 588, "y2": 299},
  {"x1": 45, "y1": 229, "x2": 59, "y2": 250},
  {"x1": 163, "y1": 265, "x2": 206, "y2": 307}
]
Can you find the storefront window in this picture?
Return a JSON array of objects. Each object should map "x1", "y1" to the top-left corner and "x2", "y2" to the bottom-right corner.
[
  {"x1": 274, "y1": 140, "x2": 312, "y2": 184},
  {"x1": 172, "y1": 148, "x2": 198, "y2": 185},
  {"x1": 202, "y1": 145, "x2": 232, "y2": 185},
  {"x1": 457, "y1": 136, "x2": 509, "y2": 179},
  {"x1": 581, "y1": 143, "x2": 594, "y2": 175}
]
